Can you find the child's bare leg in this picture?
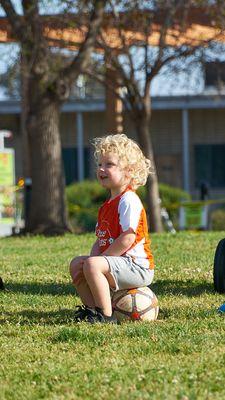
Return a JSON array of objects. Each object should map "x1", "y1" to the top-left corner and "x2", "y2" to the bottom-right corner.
[
  {"x1": 83, "y1": 256, "x2": 116, "y2": 316},
  {"x1": 70, "y1": 256, "x2": 95, "y2": 308}
]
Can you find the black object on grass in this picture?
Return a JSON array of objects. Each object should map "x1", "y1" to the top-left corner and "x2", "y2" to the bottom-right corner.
[
  {"x1": 0, "y1": 277, "x2": 5, "y2": 290},
  {"x1": 214, "y1": 238, "x2": 225, "y2": 293}
]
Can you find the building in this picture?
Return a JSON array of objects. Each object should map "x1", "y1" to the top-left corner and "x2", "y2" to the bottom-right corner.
[{"x1": 1, "y1": 83, "x2": 225, "y2": 199}]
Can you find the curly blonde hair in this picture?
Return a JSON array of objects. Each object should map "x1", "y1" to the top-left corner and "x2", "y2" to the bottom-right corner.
[{"x1": 92, "y1": 134, "x2": 152, "y2": 190}]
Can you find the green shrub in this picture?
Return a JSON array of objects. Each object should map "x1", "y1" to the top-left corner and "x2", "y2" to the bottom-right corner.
[
  {"x1": 138, "y1": 184, "x2": 190, "y2": 230},
  {"x1": 137, "y1": 183, "x2": 190, "y2": 209},
  {"x1": 66, "y1": 180, "x2": 106, "y2": 208},
  {"x1": 68, "y1": 205, "x2": 99, "y2": 233},
  {"x1": 66, "y1": 180, "x2": 190, "y2": 232},
  {"x1": 66, "y1": 180, "x2": 106, "y2": 232},
  {"x1": 211, "y1": 208, "x2": 225, "y2": 231}
]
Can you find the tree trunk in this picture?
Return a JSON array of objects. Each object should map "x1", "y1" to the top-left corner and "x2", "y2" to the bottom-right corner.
[
  {"x1": 133, "y1": 111, "x2": 163, "y2": 233},
  {"x1": 25, "y1": 98, "x2": 70, "y2": 235}
]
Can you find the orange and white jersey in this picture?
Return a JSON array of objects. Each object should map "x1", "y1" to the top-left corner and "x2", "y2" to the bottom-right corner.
[{"x1": 96, "y1": 189, "x2": 154, "y2": 270}]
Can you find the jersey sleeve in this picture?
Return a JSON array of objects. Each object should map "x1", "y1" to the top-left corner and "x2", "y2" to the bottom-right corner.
[{"x1": 118, "y1": 191, "x2": 143, "y2": 233}]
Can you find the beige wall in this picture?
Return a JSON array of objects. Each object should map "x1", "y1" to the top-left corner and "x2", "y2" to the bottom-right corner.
[
  {"x1": 123, "y1": 110, "x2": 183, "y2": 188},
  {"x1": 61, "y1": 110, "x2": 225, "y2": 191},
  {"x1": 151, "y1": 110, "x2": 183, "y2": 188},
  {"x1": 190, "y1": 109, "x2": 225, "y2": 144},
  {"x1": 83, "y1": 111, "x2": 107, "y2": 144},
  {"x1": 60, "y1": 111, "x2": 107, "y2": 146}
]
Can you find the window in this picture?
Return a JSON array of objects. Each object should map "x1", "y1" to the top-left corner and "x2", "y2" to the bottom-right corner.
[
  {"x1": 204, "y1": 61, "x2": 225, "y2": 89},
  {"x1": 62, "y1": 147, "x2": 90, "y2": 185},
  {"x1": 194, "y1": 144, "x2": 225, "y2": 188}
]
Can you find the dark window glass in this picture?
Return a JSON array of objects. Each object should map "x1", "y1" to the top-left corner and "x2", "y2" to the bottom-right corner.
[
  {"x1": 194, "y1": 144, "x2": 225, "y2": 188},
  {"x1": 205, "y1": 61, "x2": 225, "y2": 87},
  {"x1": 62, "y1": 147, "x2": 90, "y2": 185}
]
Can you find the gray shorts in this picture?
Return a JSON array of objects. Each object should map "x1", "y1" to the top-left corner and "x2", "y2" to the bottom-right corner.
[{"x1": 103, "y1": 255, "x2": 154, "y2": 292}]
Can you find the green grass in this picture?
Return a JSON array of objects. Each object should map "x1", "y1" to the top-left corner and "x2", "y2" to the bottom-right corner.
[{"x1": 1, "y1": 232, "x2": 225, "y2": 400}]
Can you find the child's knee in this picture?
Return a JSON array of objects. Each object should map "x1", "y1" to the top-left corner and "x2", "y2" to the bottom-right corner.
[
  {"x1": 83, "y1": 257, "x2": 102, "y2": 276},
  {"x1": 69, "y1": 257, "x2": 80, "y2": 277},
  {"x1": 69, "y1": 258, "x2": 75, "y2": 275},
  {"x1": 83, "y1": 258, "x2": 94, "y2": 275}
]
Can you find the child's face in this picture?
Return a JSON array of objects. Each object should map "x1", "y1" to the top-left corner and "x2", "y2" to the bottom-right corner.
[{"x1": 97, "y1": 152, "x2": 130, "y2": 195}]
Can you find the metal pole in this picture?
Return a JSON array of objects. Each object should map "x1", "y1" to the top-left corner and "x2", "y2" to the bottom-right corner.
[{"x1": 182, "y1": 109, "x2": 190, "y2": 192}]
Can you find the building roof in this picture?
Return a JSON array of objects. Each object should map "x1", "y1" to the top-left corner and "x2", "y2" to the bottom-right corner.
[{"x1": 1, "y1": 94, "x2": 225, "y2": 115}]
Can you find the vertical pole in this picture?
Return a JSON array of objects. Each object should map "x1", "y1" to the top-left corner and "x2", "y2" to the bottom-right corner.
[
  {"x1": 76, "y1": 112, "x2": 84, "y2": 181},
  {"x1": 20, "y1": 52, "x2": 32, "y2": 231},
  {"x1": 182, "y1": 108, "x2": 190, "y2": 192}
]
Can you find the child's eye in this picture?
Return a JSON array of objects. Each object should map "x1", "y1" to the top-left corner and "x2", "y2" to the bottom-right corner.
[
  {"x1": 107, "y1": 162, "x2": 115, "y2": 167},
  {"x1": 98, "y1": 163, "x2": 102, "y2": 167}
]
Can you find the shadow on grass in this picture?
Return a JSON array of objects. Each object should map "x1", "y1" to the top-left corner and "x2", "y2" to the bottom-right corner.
[
  {"x1": 3, "y1": 282, "x2": 76, "y2": 296},
  {"x1": 151, "y1": 279, "x2": 214, "y2": 297},
  {"x1": 0, "y1": 308, "x2": 76, "y2": 326},
  {"x1": 2, "y1": 279, "x2": 214, "y2": 298}
]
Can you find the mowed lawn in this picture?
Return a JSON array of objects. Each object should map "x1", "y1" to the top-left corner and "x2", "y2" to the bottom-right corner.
[{"x1": 1, "y1": 232, "x2": 225, "y2": 400}]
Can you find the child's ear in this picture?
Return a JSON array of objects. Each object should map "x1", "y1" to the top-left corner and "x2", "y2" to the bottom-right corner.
[{"x1": 125, "y1": 167, "x2": 132, "y2": 179}]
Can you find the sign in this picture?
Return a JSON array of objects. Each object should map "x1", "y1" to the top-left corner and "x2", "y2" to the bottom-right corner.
[
  {"x1": 0, "y1": 150, "x2": 14, "y2": 186},
  {"x1": 179, "y1": 203, "x2": 208, "y2": 230},
  {"x1": 0, "y1": 149, "x2": 15, "y2": 228}
]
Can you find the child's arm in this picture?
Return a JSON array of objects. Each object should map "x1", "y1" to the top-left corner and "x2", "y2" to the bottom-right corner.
[
  {"x1": 102, "y1": 228, "x2": 135, "y2": 256},
  {"x1": 90, "y1": 239, "x2": 101, "y2": 256}
]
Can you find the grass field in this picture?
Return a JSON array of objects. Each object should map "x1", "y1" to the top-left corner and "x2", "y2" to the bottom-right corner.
[{"x1": 1, "y1": 232, "x2": 225, "y2": 400}]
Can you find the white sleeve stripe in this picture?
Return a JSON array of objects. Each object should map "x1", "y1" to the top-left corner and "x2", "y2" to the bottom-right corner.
[{"x1": 118, "y1": 191, "x2": 143, "y2": 232}]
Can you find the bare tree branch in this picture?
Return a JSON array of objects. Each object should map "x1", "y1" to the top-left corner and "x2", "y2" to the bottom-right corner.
[
  {"x1": 0, "y1": 0, "x2": 26, "y2": 41},
  {"x1": 61, "y1": 0, "x2": 105, "y2": 84}
]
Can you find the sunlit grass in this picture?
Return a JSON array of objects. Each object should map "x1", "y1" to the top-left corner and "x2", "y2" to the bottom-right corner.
[{"x1": 1, "y1": 232, "x2": 225, "y2": 399}]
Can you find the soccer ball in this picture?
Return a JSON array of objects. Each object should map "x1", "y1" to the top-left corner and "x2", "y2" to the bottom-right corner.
[{"x1": 112, "y1": 286, "x2": 159, "y2": 322}]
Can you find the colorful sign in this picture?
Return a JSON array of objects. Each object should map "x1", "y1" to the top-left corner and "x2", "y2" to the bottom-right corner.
[
  {"x1": 179, "y1": 204, "x2": 208, "y2": 230},
  {"x1": 0, "y1": 149, "x2": 15, "y2": 226},
  {"x1": 0, "y1": 150, "x2": 14, "y2": 186}
]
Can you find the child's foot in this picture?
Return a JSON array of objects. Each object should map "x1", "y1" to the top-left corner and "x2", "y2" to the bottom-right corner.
[
  {"x1": 86, "y1": 307, "x2": 117, "y2": 324},
  {"x1": 74, "y1": 305, "x2": 96, "y2": 322},
  {"x1": 218, "y1": 303, "x2": 225, "y2": 313}
]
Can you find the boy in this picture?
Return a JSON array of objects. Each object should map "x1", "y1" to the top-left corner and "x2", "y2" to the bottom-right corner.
[{"x1": 69, "y1": 134, "x2": 154, "y2": 323}]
